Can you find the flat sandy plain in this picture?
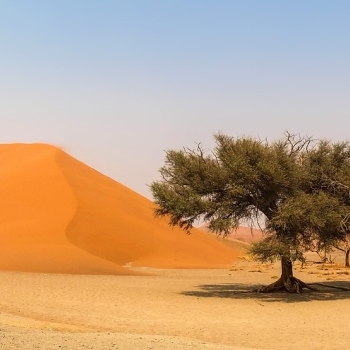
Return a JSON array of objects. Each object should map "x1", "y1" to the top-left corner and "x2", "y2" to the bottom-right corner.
[{"x1": 0, "y1": 257, "x2": 349, "y2": 350}]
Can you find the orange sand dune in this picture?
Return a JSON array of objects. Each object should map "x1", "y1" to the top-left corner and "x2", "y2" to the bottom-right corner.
[{"x1": 0, "y1": 144, "x2": 238, "y2": 274}]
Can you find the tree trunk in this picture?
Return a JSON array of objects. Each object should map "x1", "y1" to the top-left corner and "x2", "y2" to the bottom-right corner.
[
  {"x1": 255, "y1": 256, "x2": 317, "y2": 293},
  {"x1": 346, "y1": 249, "x2": 350, "y2": 268}
]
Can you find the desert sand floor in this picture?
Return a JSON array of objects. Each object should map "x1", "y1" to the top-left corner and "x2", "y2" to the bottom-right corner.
[{"x1": 0, "y1": 260, "x2": 349, "y2": 350}]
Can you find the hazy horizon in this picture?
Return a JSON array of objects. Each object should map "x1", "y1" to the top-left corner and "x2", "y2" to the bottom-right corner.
[{"x1": 1, "y1": 1, "x2": 349, "y2": 198}]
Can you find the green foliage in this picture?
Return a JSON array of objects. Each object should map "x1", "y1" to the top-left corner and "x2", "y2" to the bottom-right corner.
[
  {"x1": 150, "y1": 132, "x2": 350, "y2": 262},
  {"x1": 249, "y1": 236, "x2": 305, "y2": 263}
]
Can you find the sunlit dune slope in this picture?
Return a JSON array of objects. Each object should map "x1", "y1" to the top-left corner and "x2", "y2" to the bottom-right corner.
[{"x1": 0, "y1": 144, "x2": 238, "y2": 274}]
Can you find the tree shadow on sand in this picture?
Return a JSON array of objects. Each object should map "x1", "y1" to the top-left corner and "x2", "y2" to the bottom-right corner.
[{"x1": 181, "y1": 281, "x2": 350, "y2": 303}]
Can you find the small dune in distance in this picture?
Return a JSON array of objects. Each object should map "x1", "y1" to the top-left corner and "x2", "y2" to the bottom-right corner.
[
  {"x1": 197, "y1": 224, "x2": 263, "y2": 256},
  {"x1": 198, "y1": 223, "x2": 263, "y2": 243},
  {"x1": 0, "y1": 143, "x2": 240, "y2": 275}
]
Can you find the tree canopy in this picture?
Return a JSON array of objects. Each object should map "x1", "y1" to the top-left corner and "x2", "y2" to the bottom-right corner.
[{"x1": 150, "y1": 132, "x2": 350, "y2": 292}]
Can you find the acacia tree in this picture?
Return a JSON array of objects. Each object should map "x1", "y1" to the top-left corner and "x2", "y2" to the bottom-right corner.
[
  {"x1": 150, "y1": 132, "x2": 350, "y2": 293},
  {"x1": 334, "y1": 238, "x2": 350, "y2": 267},
  {"x1": 331, "y1": 214, "x2": 350, "y2": 267},
  {"x1": 302, "y1": 140, "x2": 350, "y2": 268}
]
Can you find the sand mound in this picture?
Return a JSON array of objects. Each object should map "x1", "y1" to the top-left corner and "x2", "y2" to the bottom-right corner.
[
  {"x1": 0, "y1": 144, "x2": 239, "y2": 274},
  {"x1": 198, "y1": 224, "x2": 264, "y2": 244}
]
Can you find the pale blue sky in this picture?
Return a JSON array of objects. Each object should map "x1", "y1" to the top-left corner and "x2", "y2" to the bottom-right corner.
[{"x1": 1, "y1": 1, "x2": 349, "y2": 198}]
